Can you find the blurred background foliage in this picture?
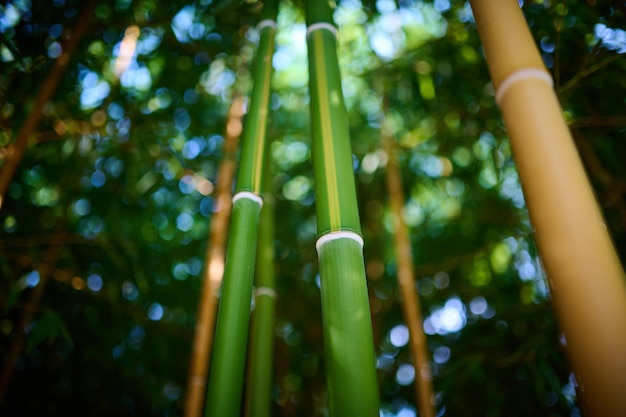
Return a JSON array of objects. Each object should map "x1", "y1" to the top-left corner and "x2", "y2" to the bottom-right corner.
[{"x1": 0, "y1": 0, "x2": 625, "y2": 415}]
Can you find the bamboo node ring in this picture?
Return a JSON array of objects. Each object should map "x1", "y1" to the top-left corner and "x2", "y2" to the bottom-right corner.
[
  {"x1": 255, "y1": 286, "x2": 277, "y2": 299},
  {"x1": 495, "y1": 68, "x2": 553, "y2": 105},
  {"x1": 257, "y1": 20, "x2": 277, "y2": 31},
  {"x1": 232, "y1": 191, "x2": 263, "y2": 207},
  {"x1": 316, "y1": 230, "x2": 364, "y2": 252},
  {"x1": 306, "y1": 22, "x2": 338, "y2": 38}
]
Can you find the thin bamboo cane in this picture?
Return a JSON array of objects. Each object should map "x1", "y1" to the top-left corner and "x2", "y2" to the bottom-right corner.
[
  {"x1": 0, "y1": 0, "x2": 96, "y2": 210},
  {"x1": 204, "y1": 196, "x2": 262, "y2": 417},
  {"x1": 244, "y1": 170, "x2": 276, "y2": 417},
  {"x1": 470, "y1": 1, "x2": 626, "y2": 416},
  {"x1": 383, "y1": 120, "x2": 435, "y2": 417},
  {"x1": 184, "y1": 96, "x2": 243, "y2": 417},
  {"x1": 204, "y1": 1, "x2": 278, "y2": 415},
  {"x1": 305, "y1": 2, "x2": 380, "y2": 415}
]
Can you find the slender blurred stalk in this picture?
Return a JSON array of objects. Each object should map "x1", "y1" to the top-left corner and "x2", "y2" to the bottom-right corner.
[
  {"x1": 305, "y1": 2, "x2": 379, "y2": 415},
  {"x1": 382, "y1": 112, "x2": 435, "y2": 417},
  {"x1": 0, "y1": 0, "x2": 95, "y2": 210},
  {"x1": 470, "y1": 1, "x2": 626, "y2": 416},
  {"x1": 204, "y1": 1, "x2": 278, "y2": 415},
  {"x1": 184, "y1": 96, "x2": 243, "y2": 417},
  {"x1": 244, "y1": 168, "x2": 276, "y2": 417}
]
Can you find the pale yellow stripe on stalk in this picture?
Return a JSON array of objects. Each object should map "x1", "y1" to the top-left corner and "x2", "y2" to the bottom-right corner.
[
  {"x1": 252, "y1": 29, "x2": 276, "y2": 192},
  {"x1": 313, "y1": 31, "x2": 341, "y2": 229}
]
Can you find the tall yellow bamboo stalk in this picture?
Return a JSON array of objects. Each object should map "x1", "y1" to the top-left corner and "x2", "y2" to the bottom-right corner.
[
  {"x1": 470, "y1": 2, "x2": 626, "y2": 416},
  {"x1": 184, "y1": 96, "x2": 243, "y2": 417},
  {"x1": 383, "y1": 122, "x2": 435, "y2": 417}
]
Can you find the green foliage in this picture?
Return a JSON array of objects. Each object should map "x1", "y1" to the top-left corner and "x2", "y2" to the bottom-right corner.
[{"x1": 25, "y1": 310, "x2": 72, "y2": 353}]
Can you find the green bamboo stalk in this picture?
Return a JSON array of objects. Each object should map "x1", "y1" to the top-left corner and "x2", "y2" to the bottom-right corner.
[
  {"x1": 204, "y1": 1, "x2": 278, "y2": 416},
  {"x1": 305, "y1": 2, "x2": 380, "y2": 416},
  {"x1": 244, "y1": 170, "x2": 276, "y2": 417},
  {"x1": 184, "y1": 96, "x2": 243, "y2": 417}
]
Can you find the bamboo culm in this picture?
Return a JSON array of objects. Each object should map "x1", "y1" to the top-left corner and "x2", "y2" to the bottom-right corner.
[
  {"x1": 470, "y1": 1, "x2": 626, "y2": 416},
  {"x1": 204, "y1": 1, "x2": 278, "y2": 415},
  {"x1": 305, "y1": 1, "x2": 380, "y2": 415},
  {"x1": 244, "y1": 184, "x2": 276, "y2": 417}
]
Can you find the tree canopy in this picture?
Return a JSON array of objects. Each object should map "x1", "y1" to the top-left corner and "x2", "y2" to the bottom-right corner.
[{"x1": 1, "y1": 0, "x2": 625, "y2": 416}]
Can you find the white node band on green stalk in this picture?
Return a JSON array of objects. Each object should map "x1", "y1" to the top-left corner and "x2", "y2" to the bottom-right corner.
[
  {"x1": 254, "y1": 286, "x2": 277, "y2": 299},
  {"x1": 232, "y1": 191, "x2": 264, "y2": 207},
  {"x1": 257, "y1": 19, "x2": 277, "y2": 31},
  {"x1": 315, "y1": 230, "x2": 364, "y2": 253},
  {"x1": 306, "y1": 22, "x2": 338, "y2": 38},
  {"x1": 495, "y1": 68, "x2": 553, "y2": 105}
]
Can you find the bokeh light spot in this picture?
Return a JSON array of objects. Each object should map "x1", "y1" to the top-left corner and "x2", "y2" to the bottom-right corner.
[
  {"x1": 395, "y1": 364, "x2": 415, "y2": 386},
  {"x1": 47, "y1": 41, "x2": 62, "y2": 58},
  {"x1": 389, "y1": 324, "x2": 409, "y2": 348},
  {"x1": 147, "y1": 303, "x2": 164, "y2": 321},
  {"x1": 178, "y1": 175, "x2": 195, "y2": 194},
  {"x1": 87, "y1": 273, "x2": 103, "y2": 292},
  {"x1": 4, "y1": 215, "x2": 17, "y2": 232},
  {"x1": 469, "y1": 296, "x2": 488, "y2": 315},
  {"x1": 433, "y1": 345, "x2": 451, "y2": 364},
  {"x1": 176, "y1": 212, "x2": 193, "y2": 231},
  {"x1": 26, "y1": 270, "x2": 40, "y2": 288},
  {"x1": 173, "y1": 263, "x2": 188, "y2": 280},
  {"x1": 73, "y1": 198, "x2": 91, "y2": 216},
  {"x1": 424, "y1": 297, "x2": 467, "y2": 335},
  {"x1": 283, "y1": 175, "x2": 312, "y2": 203},
  {"x1": 122, "y1": 281, "x2": 139, "y2": 301},
  {"x1": 163, "y1": 383, "x2": 181, "y2": 401},
  {"x1": 90, "y1": 171, "x2": 106, "y2": 188}
]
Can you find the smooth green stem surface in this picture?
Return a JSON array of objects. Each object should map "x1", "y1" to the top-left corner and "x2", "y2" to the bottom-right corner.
[
  {"x1": 245, "y1": 294, "x2": 275, "y2": 417},
  {"x1": 245, "y1": 192, "x2": 276, "y2": 417},
  {"x1": 205, "y1": 198, "x2": 262, "y2": 417},
  {"x1": 307, "y1": 26, "x2": 361, "y2": 235},
  {"x1": 318, "y1": 237, "x2": 380, "y2": 416},
  {"x1": 305, "y1": 1, "x2": 380, "y2": 415},
  {"x1": 237, "y1": 22, "x2": 276, "y2": 194}
]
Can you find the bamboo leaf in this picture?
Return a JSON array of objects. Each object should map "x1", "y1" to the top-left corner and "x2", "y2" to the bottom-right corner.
[{"x1": 25, "y1": 311, "x2": 72, "y2": 353}]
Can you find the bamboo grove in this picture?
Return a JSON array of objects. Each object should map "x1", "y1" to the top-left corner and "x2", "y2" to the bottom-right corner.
[
  {"x1": 1, "y1": 0, "x2": 626, "y2": 416},
  {"x1": 198, "y1": 0, "x2": 626, "y2": 415}
]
